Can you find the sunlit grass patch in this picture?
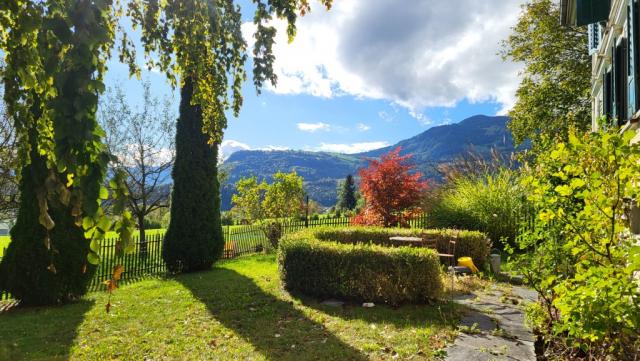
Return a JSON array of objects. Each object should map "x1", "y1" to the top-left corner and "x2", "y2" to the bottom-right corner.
[{"x1": 0, "y1": 254, "x2": 460, "y2": 360}]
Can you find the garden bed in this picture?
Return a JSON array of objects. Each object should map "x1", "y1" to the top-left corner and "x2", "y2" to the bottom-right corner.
[
  {"x1": 303, "y1": 227, "x2": 490, "y2": 267},
  {"x1": 277, "y1": 227, "x2": 490, "y2": 305}
]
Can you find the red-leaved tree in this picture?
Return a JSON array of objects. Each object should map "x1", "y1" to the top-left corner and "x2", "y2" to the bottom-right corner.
[{"x1": 353, "y1": 147, "x2": 427, "y2": 227}]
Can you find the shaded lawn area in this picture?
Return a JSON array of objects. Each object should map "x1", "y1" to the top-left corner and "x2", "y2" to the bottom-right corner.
[{"x1": 0, "y1": 254, "x2": 459, "y2": 360}]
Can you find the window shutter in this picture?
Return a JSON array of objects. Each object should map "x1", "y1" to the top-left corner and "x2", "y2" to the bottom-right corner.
[
  {"x1": 614, "y1": 39, "x2": 628, "y2": 125},
  {"x1": 628, "y1": 0, "x2": 637, "y2": 117},
  {"x1": 604, "y1": 70, "x2": 613, "y2": 118},
  {"x1": 588, "y1": 23, "x2": 601, "y2": 54},
  {"x1": 612, "y1": 43, "x2": 618, "y2": 122}
]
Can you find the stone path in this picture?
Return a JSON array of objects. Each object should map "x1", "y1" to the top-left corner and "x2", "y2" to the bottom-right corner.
[{"x1": 445, "y1": 284, "x2": 538, "y2": 361}]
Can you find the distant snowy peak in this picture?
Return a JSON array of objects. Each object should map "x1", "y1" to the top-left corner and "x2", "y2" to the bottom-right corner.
[{"x1": 220, "y1": 140, "x2": 251, "y2": 161}]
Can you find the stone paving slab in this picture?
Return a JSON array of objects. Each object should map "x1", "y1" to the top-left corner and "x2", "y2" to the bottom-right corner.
[
  {"x1": 445, "y1": 334, "x2": 534, "y2": 361},
  {"x1": 445, "y1": 285, "x2": 537, "y2": 361}
]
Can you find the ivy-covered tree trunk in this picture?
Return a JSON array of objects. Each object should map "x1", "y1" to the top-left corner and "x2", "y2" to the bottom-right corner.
[
  {"x1": 0, "y1": 131, "x2": 96, "y2": 306},
  {"x1": 163, "y1": 77, "x2": 223, "y2": 272}
]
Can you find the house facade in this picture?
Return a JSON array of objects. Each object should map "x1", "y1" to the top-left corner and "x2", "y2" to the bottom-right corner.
[{"x1": 561, "y1": 0, "x2": 640, "y2": 133}]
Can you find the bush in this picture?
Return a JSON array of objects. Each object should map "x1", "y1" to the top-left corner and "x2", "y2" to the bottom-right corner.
[
  {"x1": 278, "y1": 230, "x2": 443, "y2": 305},
  {"x1": 514, "y1": 130, "x2": 640, "y2": 356},
  {"x1": 221, "y1": 211, "x2": 234, "y2": 226},
  {"x1": 427, "y1": 167, "x2": 529, "y2": 247},
  {"x1": 143, "y1": 218, "x2": 163, "y2": 230},
  {"x1": 310, "y1": 226, "x2": 490, "y2": 267}
]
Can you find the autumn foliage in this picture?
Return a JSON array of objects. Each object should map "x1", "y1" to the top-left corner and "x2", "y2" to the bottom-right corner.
[{"x1": 353, "y1": 147, "x2": 427, "y2": 226}]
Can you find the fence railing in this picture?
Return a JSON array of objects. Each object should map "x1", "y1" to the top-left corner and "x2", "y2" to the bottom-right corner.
[
  {"x1": 90, "y1": 233, "x2": 166, "y2": 291},
  {"x1": 1, "y1": 214, "x2": 432, "y2": 300},
  {"x1": 0, "y1": 247, "x2": 8, "y2": 301}
]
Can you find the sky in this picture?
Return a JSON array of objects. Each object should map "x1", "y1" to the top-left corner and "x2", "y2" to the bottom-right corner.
[{"x1": 103, "y1": 0, "x2": 526, "y2": 158}]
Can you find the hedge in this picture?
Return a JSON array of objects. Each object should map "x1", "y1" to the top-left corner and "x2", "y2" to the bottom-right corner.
[
  {"x1": 310, "y1": 226, "x2": 491, "y2": 267},
  {"x1": 278, "y1": 233, "x2": 443, "y2": 305}
]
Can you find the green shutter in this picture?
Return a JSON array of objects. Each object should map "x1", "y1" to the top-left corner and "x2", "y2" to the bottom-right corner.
[
  {"x1": 628, "y1": 0, "x2": 637, "y2": 117},
  {"x1": 577, "y1": 0, "x2": 611, "y2": 26}
]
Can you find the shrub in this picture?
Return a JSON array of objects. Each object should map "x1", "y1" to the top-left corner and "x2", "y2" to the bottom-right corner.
[
  {"x1": 514, "y1": 130, "x2": 640, "y2": 356},
  {"x1": 278, "y1": 231, "x2": 443, "y2": 305},
  {"x1": 427, "y1": 167, "x2": 529, "y2": 247},
  {"x1": 309, "y1": 226, "x2": 490, "y2": 267},
  {"x1": 143, "y1": 218, "x2": 163, "y2": 230}
]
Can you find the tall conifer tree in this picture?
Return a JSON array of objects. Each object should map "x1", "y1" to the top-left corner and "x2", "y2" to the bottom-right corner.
[
  {"x1": 338, "y1": 174, "x2": 357, "y2": 211},
  {"x1": 163, "y1": 78, "x2": 223, "y2": 272}
]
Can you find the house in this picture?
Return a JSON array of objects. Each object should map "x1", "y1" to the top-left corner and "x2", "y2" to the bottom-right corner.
[{"x1": 560, "y1": 0, "x2": 640, "y2": 133}]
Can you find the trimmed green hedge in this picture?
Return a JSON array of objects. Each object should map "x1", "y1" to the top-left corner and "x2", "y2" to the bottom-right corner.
[
  {"x1": 278, "y1": 233, "x2": 443, "y2": 305},
  {"x1": 310, "y1": 226, "x2": 491, "y2": 267}
]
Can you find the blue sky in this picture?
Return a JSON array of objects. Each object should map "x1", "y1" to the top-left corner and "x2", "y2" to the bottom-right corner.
[{"x1": 102, "y1": 0, "x2": 524, "y2": 157}]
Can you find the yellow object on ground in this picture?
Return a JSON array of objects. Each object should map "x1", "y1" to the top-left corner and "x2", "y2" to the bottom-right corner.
[{"x1": 458, "y1": 257, "x2": 479, "y2": 273}]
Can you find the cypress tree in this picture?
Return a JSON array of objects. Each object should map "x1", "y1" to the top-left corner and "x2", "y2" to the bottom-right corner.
[
  {"x1": 338, "y1": 174, "x2": 357, "y2": 211},
  {"x1": 0, "y1": 131, "x2": 96, "y2": 305},
  {"x1": 163, "y1": 77, "x2": 223, "y2": 272}
]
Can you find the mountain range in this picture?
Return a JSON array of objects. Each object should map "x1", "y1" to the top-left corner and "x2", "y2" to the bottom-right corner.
[{"x1": 220, "y1": 115, "x2": 517, "y2": 210}]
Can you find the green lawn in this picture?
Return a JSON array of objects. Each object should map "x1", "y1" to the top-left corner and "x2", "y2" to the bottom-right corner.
[
  {"x1": 0, "y1": 254, "x2": 460, "y2": 360},
  {"x1": 0, "y1": 235, "x2": 9, "y2": 257}
]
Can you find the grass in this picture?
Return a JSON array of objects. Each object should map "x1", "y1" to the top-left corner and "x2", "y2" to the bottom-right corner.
[
  {"x1": 0, "y1": 254, "x2": 460, "y2": 360},
  {"x1": 0, "y1": 235, "x2": 9, "y2": 256}
]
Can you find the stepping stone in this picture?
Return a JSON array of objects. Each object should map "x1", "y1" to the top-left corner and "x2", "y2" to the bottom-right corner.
[
  {"x1": 320, "y1": 299, "x2": 344, "y2": 307},
  {"x1": 445, "y1": 285, "x2": 537, "y2": 361},
  {"x1": 446, "y1": 333, "x2": 535, "y2": 361}
]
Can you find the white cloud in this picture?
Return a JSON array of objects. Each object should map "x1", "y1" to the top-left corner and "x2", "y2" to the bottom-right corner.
[
  {"x1": 408, "y1": 111, "x2": 432, "y2": 126},
  {"x1": 220, "y1": 140, "x2": 291, "y2": 161},
  {"x1": 317, "y1": 141, "x2": 389, "y2": 154},
  {"x1": 260, "y1": 145, "x2": 290, "y2": 151},
  {"x1": 297, "y1": 122, "x2": 331, "y2": 132},
  {"x1": 378, "y1": 110, "x2": 394, "y2": 122},
  {"x1": 220, "y1": 139, "x2": 251, "y2": 160},
  {"x1": 243, "y1": 0, "x2": 524, "y2": 119},
  {"x1": 356, "y1": 123, "x2": 371, "y2": 132}
]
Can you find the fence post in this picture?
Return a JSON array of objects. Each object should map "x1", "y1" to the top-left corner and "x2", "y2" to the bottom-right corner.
[{"x1": 305, "y1": 195, "x2": 309, "y2": 228}]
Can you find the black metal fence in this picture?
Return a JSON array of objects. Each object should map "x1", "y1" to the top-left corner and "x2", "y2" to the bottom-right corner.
[
  {"x1": 0, "y1": 215, "x2": 433, "y2": 300},
  {"x1": 0, "y1": 247, "x2": 8, "y2": 301}
]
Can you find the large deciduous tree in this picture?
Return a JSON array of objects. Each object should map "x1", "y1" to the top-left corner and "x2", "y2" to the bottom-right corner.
[
  {"x1": 0, "y1": 92, "x2": 18, "y2": 221},
  {"x1": 231, "y1": 171, "x2": 305, "y2": 247},
  {"x1": 353, "y1": 148, "x2": 427, "y2": 227},
  {"x1": 100, "y1": 82, "x2": 174, "y2": 254},
  {"x1": 130, "y1": 0, "x2": 333, "y2": 271},
  {"x1": 501, "y1": 0, "x2": 591, "y2": 150},
  {"x1": 231, "y1": 176, "x2": 265, "y2": 223},
  {"x1": 0, "y1": 0, "x2": 134, "y2": 304}
]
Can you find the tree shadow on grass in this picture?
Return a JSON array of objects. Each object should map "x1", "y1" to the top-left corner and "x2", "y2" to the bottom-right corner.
[
  {"x1": 178, "y1": 268, "x2": 367, "y2": 361},
  {"x1": 0, "y1": 300, "x2": 94, "y2": 360},
  {"x1": 294, "y1": 293, "x2": 461, "y2": 329}
]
